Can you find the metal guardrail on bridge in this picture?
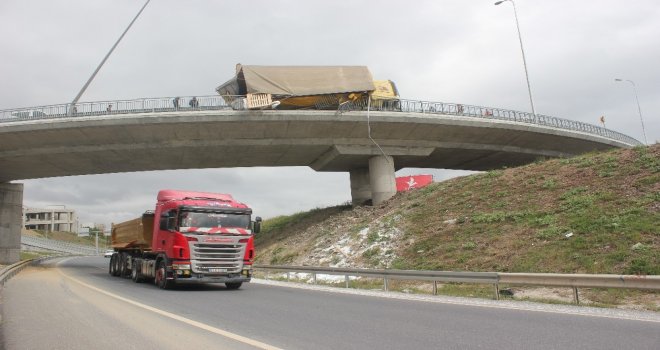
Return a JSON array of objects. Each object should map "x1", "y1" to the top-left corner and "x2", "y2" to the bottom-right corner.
[
  {"x1": 254, "y1": 264, "x2": 660, "y2": 305},
  {"x1": 0, "y1": 95, "x2": 642, "y2": 146}
]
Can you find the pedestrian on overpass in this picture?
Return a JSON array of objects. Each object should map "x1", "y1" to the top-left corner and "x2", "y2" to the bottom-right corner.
[{"x1": 189, "y1": 97, "x2": 199, "y2": 109}]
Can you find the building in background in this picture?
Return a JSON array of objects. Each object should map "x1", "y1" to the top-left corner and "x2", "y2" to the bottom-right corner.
[{"x1": 23, "y1": 206, "x2": 78, "y2": 232}]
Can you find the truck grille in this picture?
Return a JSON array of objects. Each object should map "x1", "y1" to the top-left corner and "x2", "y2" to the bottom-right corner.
[{"x1": 189, "y1": 241, "x2": 245, "y2": 274}]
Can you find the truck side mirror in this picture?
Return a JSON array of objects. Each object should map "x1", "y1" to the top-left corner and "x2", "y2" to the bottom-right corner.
[{"x1": 252, "y1": 216, "x2": 262, "y2": 234}]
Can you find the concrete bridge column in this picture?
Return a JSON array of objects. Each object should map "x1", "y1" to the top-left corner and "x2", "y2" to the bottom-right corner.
[
  {"x1": 368, "y1": 155, "x2": 396, "y2": 205},
  {"x1": 349, "y1": 168, "x2": 371, "y2": 206},
  {"x1": 0, "y1": 183, "x2": 23, "y2": 264}
]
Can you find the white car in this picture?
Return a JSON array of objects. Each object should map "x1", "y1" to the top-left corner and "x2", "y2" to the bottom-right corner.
[{"x1": 104, "y1": 249, "x2": 114, "y2": 258}]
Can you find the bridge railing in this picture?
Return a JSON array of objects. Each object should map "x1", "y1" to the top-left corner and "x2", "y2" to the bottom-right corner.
[
  {"x1": 371, "y1": 99, "x2": 642, "y2": 146},
  {"x1": 0, "y1": 96, "x2": 233, "y2": 121},
  {"x1": 0, "y1": 95, "x2": 642, "y2": 146}
]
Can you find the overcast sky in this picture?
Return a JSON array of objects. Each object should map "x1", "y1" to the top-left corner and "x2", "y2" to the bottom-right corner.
[{"x1": 1, "y1": 0, "x2": 658, "y2": 228}]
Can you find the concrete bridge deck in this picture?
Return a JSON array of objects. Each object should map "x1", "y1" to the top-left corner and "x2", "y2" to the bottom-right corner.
[
  {"x1": 0, "y1": 97, "x2": 640, "y2": 263},
  {"x1": 0, "y1": 109, "x2": 633, "y2": 182}
]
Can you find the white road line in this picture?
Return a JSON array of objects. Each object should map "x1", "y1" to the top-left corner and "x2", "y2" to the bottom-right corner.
[{"x1": 56, "y1": 261, "x2": 283, "y2": 350}]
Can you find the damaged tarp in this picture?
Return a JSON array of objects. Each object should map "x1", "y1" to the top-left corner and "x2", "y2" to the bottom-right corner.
[{"x1": 216, "y1": 64, "x2": 376, "y2": 97}]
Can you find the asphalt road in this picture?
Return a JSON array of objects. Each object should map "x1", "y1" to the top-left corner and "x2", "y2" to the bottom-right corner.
[{"x1": 1, "y1": 257, "x2": 658, "y2": 349}]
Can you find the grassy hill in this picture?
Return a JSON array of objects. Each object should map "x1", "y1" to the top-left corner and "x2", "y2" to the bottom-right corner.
[{"x1": 255, "y1": 144, "x2": 659, "y2": 276}]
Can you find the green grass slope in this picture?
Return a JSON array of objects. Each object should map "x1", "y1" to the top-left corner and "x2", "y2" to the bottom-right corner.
[{"x1": 256, "y1": 144, "x2": 659, "y2": 275}]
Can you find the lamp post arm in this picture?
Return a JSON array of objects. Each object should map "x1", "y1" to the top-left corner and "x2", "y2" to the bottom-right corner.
[
  {"x1": 628, "y1": 80, "x2": 648, "y2": 145},
  {"x1": 510, "y1": 0, "x2": 537, "y2": 118},
  {"x1": 69, "y1": 0, "x2": 151, "y2": 114}
]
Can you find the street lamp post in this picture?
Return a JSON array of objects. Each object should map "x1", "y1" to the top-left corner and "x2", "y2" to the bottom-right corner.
[
  {"x1": 69, "y1": 0, "x2": 151, "y2": 115},
  {"x1": 615, "y1": 79, "x2": 648, "y2": 145},
  {"x1": 495, "y1": 0, "x2": 537, "y2": 118}
]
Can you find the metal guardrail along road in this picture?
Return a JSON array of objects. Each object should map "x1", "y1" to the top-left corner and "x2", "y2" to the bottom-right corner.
[
  {"x1": 0, "y1": 95, "x2": 642, "y2": 146},
  {"x1": 1, "y1": 256, "x2": 65, "y2": 287},
  {"x1": 255, "y1": 264, "x2": 660, "y2": 305},
  {"x1": 0, "y1": 259, "x2": 35, "y2": 287}
]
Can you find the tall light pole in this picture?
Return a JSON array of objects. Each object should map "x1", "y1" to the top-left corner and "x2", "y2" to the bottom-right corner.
[
  {"x1": 69, "y1": 0, "x2": 151, "y2": 115},
  {"x1": 495, "y1": 0, "x2": 537, "y2": 118},
  {"x1": 615, "y1": 78, "x2": 648, "y2": 145}
]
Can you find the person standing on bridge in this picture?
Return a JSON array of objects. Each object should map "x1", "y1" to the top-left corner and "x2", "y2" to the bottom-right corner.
[
  {"x1": 189, "y1": 96, "x2": 199, "y2": 109},
  {"x1": 106, "y1": 104, "x2": 112, "y2": 113},
  {"x1": 173, "y1": 96, "x2": 180, "y2": 109}
]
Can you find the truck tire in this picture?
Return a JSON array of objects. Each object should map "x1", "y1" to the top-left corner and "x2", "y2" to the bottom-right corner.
[
  {"x1": 109, "y1": 254, "x2": 116, "y2": 275},
  {"x1": 114, "y1": 255, "x2": 122, "y2": 276},
  {"x1": 155, "y1": 260, "x2": 173, "y2": 290},
  {"x1": 225, "y1": 282, "x2": 242, "y2": 290},
  {"x1": 111, "y1": 254, "x2": 121, "y2": 276},
  {"x1": 119, "y1": 253, "x2": 129, "y2": 278},
  {"x1": 131, "y1": 260, "x2": 143, "y2": 283}
]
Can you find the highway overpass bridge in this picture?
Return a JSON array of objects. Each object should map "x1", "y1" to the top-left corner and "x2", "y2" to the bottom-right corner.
[{"x1": 0, "y1": 95, "x2": 641, "y2": 263}]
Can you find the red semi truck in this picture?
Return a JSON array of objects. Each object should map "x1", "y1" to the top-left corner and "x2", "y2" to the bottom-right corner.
[{"x1": 108, "y1": 190, "x2": 261, "y2": 289}]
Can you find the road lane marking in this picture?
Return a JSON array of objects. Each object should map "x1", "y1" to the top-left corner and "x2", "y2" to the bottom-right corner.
[{"x1": 56, "y1": 262, "x2": 283, "y2": 350}]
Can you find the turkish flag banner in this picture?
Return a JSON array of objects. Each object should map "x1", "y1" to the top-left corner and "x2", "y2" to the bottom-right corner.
[{"x1": 395, "y1": 175, "x2": 434, "y2": 192}]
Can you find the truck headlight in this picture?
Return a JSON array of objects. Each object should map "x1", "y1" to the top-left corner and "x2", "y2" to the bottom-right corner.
[{"x1": 172, "y1": 264, "x2": 191, "y2": 270}]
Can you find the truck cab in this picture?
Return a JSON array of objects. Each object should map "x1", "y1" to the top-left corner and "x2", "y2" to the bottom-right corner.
[
  {"x1": 111, "y1": 190, "x2": 260, "y2": 290},
  {"x1": 152, "y1": 190, "x2": 260, "y2": 289}
]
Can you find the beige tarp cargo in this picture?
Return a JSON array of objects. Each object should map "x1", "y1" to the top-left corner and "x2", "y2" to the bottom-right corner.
[{"x1": 216, "y1": 65, "x2": 376, "y2": 97}]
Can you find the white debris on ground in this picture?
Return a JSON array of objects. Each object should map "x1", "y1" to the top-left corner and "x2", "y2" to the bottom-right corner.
[
  {"x1": 258, "y1": 209, "x2": 407, "y2": 286},
  {"x1": 267, "y1": 272, "x2": 351, "y2": 284},
  {"x1": 308, "y1": 214, "x2": 404, "y2": 269}
]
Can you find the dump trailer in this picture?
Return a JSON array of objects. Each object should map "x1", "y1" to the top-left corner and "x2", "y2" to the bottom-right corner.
[
  {"x1": 216, "y1": 64, "x2": 399, "y2": 110},
  {"x1": 108, "y1": 189, "x2": 261, "y2": 290}
]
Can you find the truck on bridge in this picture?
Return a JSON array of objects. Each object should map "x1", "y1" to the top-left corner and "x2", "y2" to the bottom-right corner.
[
  {"x1": 108, "y1": 189, "x2": 261, "y2": 290},
  {"x1": 216, "y1": 64, "x2": 399, "y2": 110}
]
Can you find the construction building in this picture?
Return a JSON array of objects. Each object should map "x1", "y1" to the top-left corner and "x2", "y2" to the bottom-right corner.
[{"x1": 23, "y1": 206, "x2": 78, "y2": 232}]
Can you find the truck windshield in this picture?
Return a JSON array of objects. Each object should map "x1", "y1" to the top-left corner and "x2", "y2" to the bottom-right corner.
[{"x1": 178, "y1": 211, "x2": 250, "y2": 232}]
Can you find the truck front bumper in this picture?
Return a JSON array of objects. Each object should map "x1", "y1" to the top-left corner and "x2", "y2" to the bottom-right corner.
[
  {"x1": 173, "y1": 274, "x2": 251, "y2": 285},
  {"x1": 167, "y1": 263, "x2": 252, "y2": 285}
]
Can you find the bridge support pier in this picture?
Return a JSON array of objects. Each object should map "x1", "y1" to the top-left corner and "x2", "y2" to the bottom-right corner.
[
  {"x1": 369, "y1": 155, "x2": 396, "y2": 206},
  {"x1": 350, "y1": 168, "x2": 371, "y2": 205},
  {"x1": 349, "y1": 155, "x2": 397, "y2": 206},
  {"x1": 0, "y1": 183, "x2": 23, "y2": 264}
]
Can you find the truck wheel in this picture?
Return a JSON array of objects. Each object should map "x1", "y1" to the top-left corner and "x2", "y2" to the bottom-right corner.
[
  {"x1": 131, "y1": 262, "x2": 142, "y2": 283},
  {"x1": 119, "y1": 254, "x2": 129, "y2": 278},
  {"x1": 109, "y1": 254, "x2": 116, "y2": 275},
  {"x1": 111, "y1": 254, "x2": 121, "y2": 276},
  {"x1": 155, "y1": 260, "x2": 173, "y2": 290},
  {"x1": 113, "y1": 254, "x2": 122, "y2": 276},
  {"x1": 225, "y1": 282, "x2": 242, "y2": 290}
]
